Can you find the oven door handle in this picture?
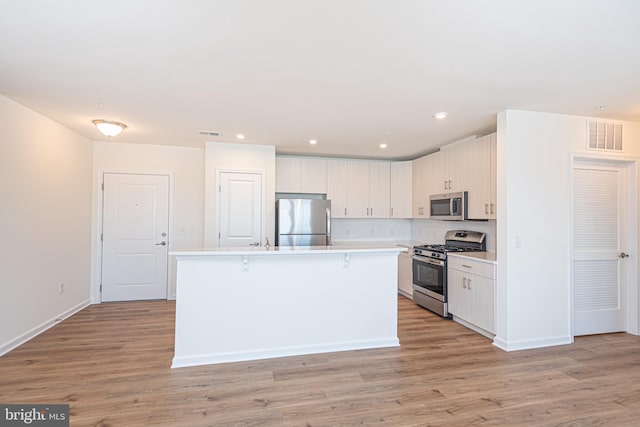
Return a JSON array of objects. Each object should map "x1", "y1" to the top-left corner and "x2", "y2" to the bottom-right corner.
[{"x1": 413, "y1": 255, "x2": 445, "y2": 267}]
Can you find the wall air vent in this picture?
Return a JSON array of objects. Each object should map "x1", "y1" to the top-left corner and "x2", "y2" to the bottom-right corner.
[
  {"x1": 197, "y1": 130, "x2": 220, "y2": 137},
  {"x1": 587, "y1": 120, "x2": 622, "y2": 152}
]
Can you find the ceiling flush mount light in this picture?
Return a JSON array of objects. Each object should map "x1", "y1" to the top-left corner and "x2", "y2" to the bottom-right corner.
[
  {"x1": 433, "y1": 112, "x2": 448, "y2": 120},
  {"x1": 379, "y1": 143, "x2": 388, "y2": 149},
  {"x1": 308, "y1": 139, "x2": 318, "y2": 145},
  {"x1": 92, "y1": 119, "x2": 127, "y2": 137},
  {"x1": 236, "y1": 134, "x2": 246, "y2": 140}
]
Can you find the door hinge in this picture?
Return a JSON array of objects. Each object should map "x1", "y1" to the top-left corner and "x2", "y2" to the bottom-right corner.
[
  {"x1": 100, "y1": 233, "x2": 103, "y2": 242},
  {"x1": 100, "y1": 284, "x2": 102, "y2": 292},
  {"x1": 218, "y1": 232, "x2": 221, "y2": 238},
  {"x1": 101, "y1": 182, "x2": 104, "y2": 190}
]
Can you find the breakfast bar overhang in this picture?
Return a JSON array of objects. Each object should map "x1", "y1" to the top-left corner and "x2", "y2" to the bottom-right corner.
[{"x1": 170, "y1": 245, "x2": 406, "y2": 368}]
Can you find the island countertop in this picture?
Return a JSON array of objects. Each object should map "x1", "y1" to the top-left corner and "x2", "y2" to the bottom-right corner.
[{"x1": 170, "y1": 244, "x2": 408, "y2": 257}]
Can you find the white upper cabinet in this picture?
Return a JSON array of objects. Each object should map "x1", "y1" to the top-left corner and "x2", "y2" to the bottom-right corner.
[
  {"x1": 327, "y1": 159, "x2": 390, "y2": 218},
  {"x1": 390, "y1": 161, "x2": 412, "y2": 218},
  {"x1": 276, "y1": 156, "x2": 327, "y2": 194},
  {"x1": 412, "y1": 155, "x2": 429, "y2": 218},
  {"x1": 466, "y1": 133, "x2": 496, "y2": 220},
  {"x1": 367, "y1": 161, "x2": 390, "y2": 218},
  {"x1": 327, "y1": 159, "x2": 349, "y2": 218}
]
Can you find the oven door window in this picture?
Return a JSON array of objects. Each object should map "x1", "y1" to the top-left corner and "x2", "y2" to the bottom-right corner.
[{"x1": 413, "y1": 258, "x2": 444, "y2": 296}]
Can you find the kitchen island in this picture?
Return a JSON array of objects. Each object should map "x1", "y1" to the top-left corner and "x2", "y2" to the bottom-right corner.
[{"x1": 170, "y1": 245, "x2": 407, "y2": 368}]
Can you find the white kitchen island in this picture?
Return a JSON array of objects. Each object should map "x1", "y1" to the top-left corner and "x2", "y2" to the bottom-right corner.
[{"x1": 170, "y1": 245, "x2": 407, "y2": 368}]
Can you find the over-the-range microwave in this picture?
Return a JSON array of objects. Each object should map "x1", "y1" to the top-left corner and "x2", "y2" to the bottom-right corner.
[{"x1": 430, "y1": 191, "x2": 467, "y2": 220}]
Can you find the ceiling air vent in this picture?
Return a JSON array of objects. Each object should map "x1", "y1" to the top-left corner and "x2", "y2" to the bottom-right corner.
[
  {"x1": 587, "y1": 120, "x2": 622, "y2": 152},
  {"x1": 197, "y1": 130, "x2": 220, "y2": 137}
]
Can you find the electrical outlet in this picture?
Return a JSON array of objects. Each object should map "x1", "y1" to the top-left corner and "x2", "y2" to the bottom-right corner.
[{"x1": 58, "y1": 282, "x2": 65, "y2": 294}]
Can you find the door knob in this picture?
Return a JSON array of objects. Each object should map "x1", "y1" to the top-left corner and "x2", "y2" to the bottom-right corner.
[
  {"x1": 249, "y1": 242, "x2": 260, "y2": 247},
  {"x1": 619, "y1": 252, "x2": 629, "y2": 258},
  {"x1": 155, "y1": 241, "x2": 167, "y2": 246}
]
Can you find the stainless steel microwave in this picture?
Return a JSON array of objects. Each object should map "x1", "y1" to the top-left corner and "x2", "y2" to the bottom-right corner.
[{"x1": 430, "y1": 191, "x2": 467, "y2": 220}]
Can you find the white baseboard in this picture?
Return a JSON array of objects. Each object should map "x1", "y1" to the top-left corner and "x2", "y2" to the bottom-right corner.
[
  {"x1": 171, "y1": 337, "x2": 400, "y2": 368},
  {"x1": 492, "y1": 334, "x2": 573, "y2": 352},
  {"x1": 0, "y1": 299, "x2": 91, "y2": 357}
]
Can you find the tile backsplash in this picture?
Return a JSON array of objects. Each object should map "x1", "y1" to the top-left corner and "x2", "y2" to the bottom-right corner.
[{"x1": 331, "y1": 218, "x2": 496, "y2": 252}]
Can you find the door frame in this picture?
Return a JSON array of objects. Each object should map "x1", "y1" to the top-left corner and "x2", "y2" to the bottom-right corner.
[
  {"x1": 569, "y1": 153, "x2": 639, "y2": 336},
  {"x1": 204, "y1": 168, "x2": 266, "y2": 247},
  {"x1": 92, "y1": 170, "x2": 174, "y2": 303}
]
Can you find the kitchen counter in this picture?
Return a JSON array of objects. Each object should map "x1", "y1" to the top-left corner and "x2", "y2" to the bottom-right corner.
[
  {"x1": 171, "y1": 244, "x2": 408, "y2": 257},
  {"x1": 448, "y1": 251, "x2": 497, "y2": 264},
  {"x1": 170, "y1": 245, "x2": 406, "y2": 368}
]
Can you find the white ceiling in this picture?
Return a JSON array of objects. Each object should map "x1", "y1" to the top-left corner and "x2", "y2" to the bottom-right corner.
[{"x1": 1, "y1": 0, "x2": 639, "y2": 160}]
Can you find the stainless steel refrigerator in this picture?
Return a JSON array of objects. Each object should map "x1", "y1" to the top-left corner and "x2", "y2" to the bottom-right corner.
[{"x1": 275, "y1": 199, "x2": 331, "y2": 246}]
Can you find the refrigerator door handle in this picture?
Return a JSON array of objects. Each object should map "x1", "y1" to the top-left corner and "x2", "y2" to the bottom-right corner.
[{"x1": 326, "y1": 207, "x2": 331, "y2": 246}]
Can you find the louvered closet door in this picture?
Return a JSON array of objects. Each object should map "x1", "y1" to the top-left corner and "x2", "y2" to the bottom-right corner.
[{"x1": 573, "y1": 163, "x2": 626, "y2": 336}]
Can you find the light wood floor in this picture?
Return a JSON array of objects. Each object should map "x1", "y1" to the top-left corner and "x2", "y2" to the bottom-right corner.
[{"x1": 2, "y1": 296, "x2": 640, "y2": 426}]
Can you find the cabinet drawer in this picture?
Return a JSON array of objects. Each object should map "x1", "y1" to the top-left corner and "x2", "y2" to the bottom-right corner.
[{"x1": 448, "y1": 256, "x2": 495, "y2": 279}]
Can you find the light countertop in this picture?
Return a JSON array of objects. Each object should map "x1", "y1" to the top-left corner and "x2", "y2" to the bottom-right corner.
[
  {"x1": 170, "y1": 244, "x2": 408, "y2": 257},
  {"x1": 448, "y1": 251, "x2": 497, "y2": 264}
]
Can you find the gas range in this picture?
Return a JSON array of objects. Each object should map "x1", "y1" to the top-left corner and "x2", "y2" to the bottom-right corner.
[{"x1": 414, "y1": 230, "x2": 487, "y2": 260}]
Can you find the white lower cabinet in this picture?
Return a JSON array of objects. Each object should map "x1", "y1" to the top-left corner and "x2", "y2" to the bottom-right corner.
[
  {"x1": 397, "y1": 249, "x2": 413, "y2": 298},
  {"x1": 447, "y1": 255, "x2": 495, "y2": 336}
]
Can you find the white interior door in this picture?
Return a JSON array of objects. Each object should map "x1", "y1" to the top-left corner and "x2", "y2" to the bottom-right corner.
[
  {"x1": 102, "y1": 173, "x2": 169, "y2": 302},
  {"x1": 573, "y1": 163, "x2": 627, "y2": 335},
  {"x1": 218, "y1": 172, "x2": 262, "y2": 247}
]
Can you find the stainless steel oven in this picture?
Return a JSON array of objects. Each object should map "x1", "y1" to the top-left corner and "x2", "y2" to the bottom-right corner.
[{"x1": 412, "y1": 253, "x2": 448, "y2": 317}]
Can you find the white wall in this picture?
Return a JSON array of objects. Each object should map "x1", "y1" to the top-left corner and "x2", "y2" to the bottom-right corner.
[
  {"x1": 204, "y1": 142, "x2": 276, "y2": 246},
  {"x1": 0, "y1": 95, "x2": 93, "y2": 355},
  {"x1": 92, "y1": 141, "x2": 205, "y2": 299},
  {"x1": 496, "y1": 110, "x2": 640, "y2": 351}
]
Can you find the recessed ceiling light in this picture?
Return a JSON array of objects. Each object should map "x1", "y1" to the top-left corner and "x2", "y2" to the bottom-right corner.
[
  {"x1": 597, "y1": 105, "x2": 606, "y2": 111},
  {"x1": 308, "y1": 139, "x2": 318, "y2": 145},
  {"x1": 379, "y1": 143, "x2": 388, "y2": 149},
  {"x1": 236, "y1": 134, "x2": 246, "y2": 140},
  {"x1": 433, "y1": 112, "x2": 448, "y2": 120}
]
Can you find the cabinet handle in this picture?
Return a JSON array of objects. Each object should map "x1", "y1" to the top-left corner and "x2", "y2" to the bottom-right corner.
[
  {"x1": 485, "y1": 203, "x2": 489, "y2": 214},
  {"x1": 344, "y1": 207, "x2": 347, "y2": 215},
  {"x1": 449, "y1": 180, "x2": 453, "y2": 189},
  {"x1": 467, "y1": 278, "x2": 472, "y2": 290},
  {"x1": 490, "y1": 203, "x2": 495, "y2": 215},
  {"x1": 461, "y1": 264, "x2": 472, "y2": 269},
  {"x1": 391, "y1": 207, "x2": 394, "y2": 216},
  {"x1": 463, "y1": 277, "x2": 467, "y2": 289},
  {"x1": 371, "y1": 207, "x2": 373, "y2": 216},
  {"x1": 444, "y1": 180, "x2": 448, "y2": 190}
]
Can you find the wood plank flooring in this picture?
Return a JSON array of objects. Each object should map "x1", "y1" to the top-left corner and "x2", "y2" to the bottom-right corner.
[{"x1": 1, "y1": 296, "x2": 640, "y2": 426}]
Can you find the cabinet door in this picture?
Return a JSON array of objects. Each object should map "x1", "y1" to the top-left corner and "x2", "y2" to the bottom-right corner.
[
  {"x1": 412, "y1": 155, "x2": 428, "y2": 217},
  {"x1": 369, "y1": 161, "x2": 390, "y2": 218},
  {"x1": 447, "y1": 268, "x2": 466, "y2": 317},
  {"x1": 474, "y1": 274, "x2": 495, "y2": 334},
  {"x1": 391, "y1": 161, "x2": 412, "y2": 218},
  {"x1": 467, "y1": 135, "x2": 491, "y2": 219},
  {"x1": 275, "y1": 157, "x2": 301, "y2": 193},
  {"x1": 327, "y1": 159, "x2": 348, "y2": 218},
  {"x1": 397, "y1": 251, "x2": 414, "y2": 297},
  {"x1": 428, "y1": 150, "x2": 446, "y2": 196},
  {"x1": 300, "y1": 158, "x2": 327, "y2": 194},
  {"x1": 345, "y1": 160, "x2": 369, "y2": 218}
]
